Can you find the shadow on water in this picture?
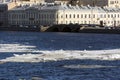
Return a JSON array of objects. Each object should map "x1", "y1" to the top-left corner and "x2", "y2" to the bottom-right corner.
[{"x1": 0, "y1": 59, "x2": 120, "y2": 80}]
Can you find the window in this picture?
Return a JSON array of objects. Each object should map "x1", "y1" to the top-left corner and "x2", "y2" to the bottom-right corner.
[
  {"x1": 89, "y1": 21, "x2": 90, "y2": 24},
  {"x1": 0, "y1": 22, "x2": 3, "y2": 26},
  {"x1": 61, "y1": 15, "x2": 63, "y2": 18},
  {"x1": 81, "y1": 14, "x2": 83, "y2": 18},
  {"x1": 108, "y1": 14, "x2": 110, "y2": 18},
  {"x1": 116, "y1": 1, "x2": 118, "y2": 3},
  {"x1": 111, "y1": 14, "x2": 113, "y2": 18},
  {"x1": 85, "y1": 14, "x2": 87, "y2": 18},
  {"x1": 50, "y1": 14, "x2": 52, "y2": 18},
  {"x1": 118, "y1": 21, "x2": 119, "y2": 24},
  {"x1": 100, "y1": 14, "x2": 103, "y2": 18},
  {"x1": 66, "y1": 14, "x2": 67, "y2": 18},
  {"x1": 104, "y1": 14, "x2": 106, "y2": 18},
  {"x1": 93, "y1": 14, "x2": 95, "y2": 18},
  {"x1": 69, "y1": 14, "x2": 71, "y2": 18},
  {"x1": 111, "y1": 21, "x2": 113, "y2": 24},
  {"x1": 73, "y1": 14, "x2": 75, "y2": 18},
  {"x1": 77, "y1": 14, "x2": 79, "y2": 18},
  {"x1": 81, "y1": 21, "x2": 83, "y2": 24},
  {"x1": 89, "y1": 14, "x2": 91, "y2": 18},
  {"x1": 56, "y1": 14, "x2": 58, "y2": 18},
  {"x1": 114, "y1": 14, "x2": 116, "y2": 18},
  {"x1": 110, "y1": 1, "x2": 114, "y2": 4},
  {"x1": 0, "y1": 10, "x2": 3, "y2": 12}
]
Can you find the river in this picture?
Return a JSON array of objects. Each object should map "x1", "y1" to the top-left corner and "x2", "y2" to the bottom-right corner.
[{"x1": 0, "y1": 31, "x2": 120, "y2": 80}]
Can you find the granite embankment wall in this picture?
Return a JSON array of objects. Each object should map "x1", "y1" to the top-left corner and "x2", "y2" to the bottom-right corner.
[
  {"x1": 44, "y1": 25, "x2": 120, "y2": 34},
  {"x1": 1, "y1": 25, "x2": 120, "y2": 34},
  {"x1": 0, "y1": 27, "x2": 41, "y2": 32}
]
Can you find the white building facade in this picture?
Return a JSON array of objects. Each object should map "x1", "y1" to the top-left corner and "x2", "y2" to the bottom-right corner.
[
  {"x1": 8, "y1": 4, "x2": 57, "y2": 26},
  {"x1": 8, "y1": 4, "x2": 120, "y2": 27},
  {"x1": 108, "y1": 0, "x2": 120, "y2": 8}
]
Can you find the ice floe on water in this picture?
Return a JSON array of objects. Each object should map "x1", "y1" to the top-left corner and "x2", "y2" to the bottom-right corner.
[
  {"x1": 1, "y1": 43, "x2": 120, "y2": 62},
  {"x1": 1, "y1": 32, "x2": 120, "y2": 80},
  {"x1": 1, "y1": 49, "x2": 120, "y2": 62},
  {"x1": 0, "y1": 44, "x2": 36, "y2": 52}
]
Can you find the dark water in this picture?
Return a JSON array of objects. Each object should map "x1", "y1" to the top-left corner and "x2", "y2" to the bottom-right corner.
[
  {"x1": 0, "y1": 31, "x2": 120, "y2": 80},
  {"x1": 0, "y1": 31, "x2": 120, "y2": 50}
]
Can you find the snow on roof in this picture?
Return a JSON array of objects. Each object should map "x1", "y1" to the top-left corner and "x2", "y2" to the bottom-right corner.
[
  {"x1": 0, "y1": 2, "x2": 14, "y2": 5},
  {"x1": 10, "y1": 3, "x2": 120, "y2": 13},
  {"x1": 0, "y1": 2, "x2": 8, "y2": 5}
]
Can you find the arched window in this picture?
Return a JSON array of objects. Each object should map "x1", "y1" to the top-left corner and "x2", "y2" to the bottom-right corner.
[
  {"x1": 108, "y1": 14, "x2": 110, "y2": 18},
  {"x1": 73, "y1": 14, "x2": 75, "y2": 18},
  {"x1": 111, "y1": 14, "x2": 113, "y2": 18},
  {"x1": 81, "y1": 14, "x2": 83, "y2": 18},
  {"x1": 69, "y1": 14, "x2": 71, "y2": 18},
  {"x1": 114, "y1": 14, "x2": 116, "y2": 18},
  {"x1": 85, "y1": 14, "x2": 87, "y2": 18},
  {"x1": 89, "y1": 14, "x2": 91, "y2": 18},
  {"x1": 66, "y1": 14, "x2": 67, "y2": 18},
  {"x1": 104, "y1": 14, "x2": 106, "y2": 18},
  {"x1": 77, "y1": 14, "x2": 79, "y2": 18}
]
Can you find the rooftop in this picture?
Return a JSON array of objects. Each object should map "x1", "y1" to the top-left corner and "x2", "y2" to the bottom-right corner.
[{"x1": 10, "y1": 3, "x2": 120, "y2": 13}]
